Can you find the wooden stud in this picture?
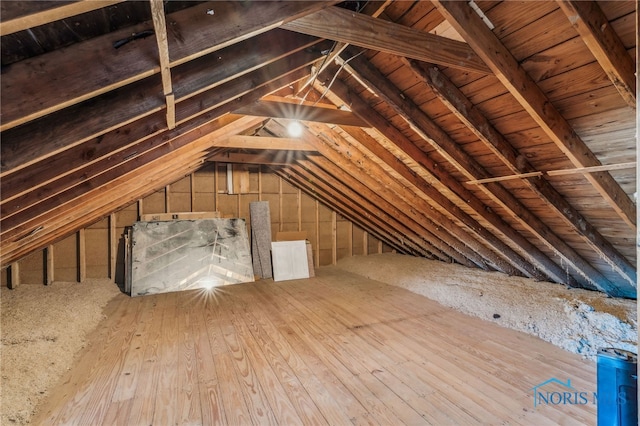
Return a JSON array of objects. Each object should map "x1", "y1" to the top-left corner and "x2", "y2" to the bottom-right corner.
[
  {"x1": 149, "y1": 0, "x2": 176, "y2": 132},
  {"x1": 213, "y1": 162, "x2": 219, "y2": 211},
  {"x1": 46, "y1": 245, "x2": 55, "y2": 285},
  {"x1": 297, "y1": 189, "x2": 302, "y2": 231},
  {"x1": 190, "y1": 173, "x2": 195, "y2": 212},
  {"x1": 315, "y1": 199, "x2": 320, "y2": 267},
  {"x1": 331, "y1": 211, "x2": 337, "y2": 265},
  {"x1": 109, "y1": 214, "x2": 116, "y2": 280},
  {"x1": 363, "y1": 231, "x2": 368, "y2": 256},
  {"x1": 78, "y1": 229, "x2": 86, "y2": 282},
  {"x1": 8, "y1": 262, "x2": 19, "y2": 289},
  {"x1": 165, "y1": 184, "x2": 171, "y2": 213},
  {"x1": 348, "y1": 221, "x2": 353, "y2": 258},
  {"x1": 278, "y1": 177, "x2": 284, "y2": 232},
  {"x1": 258, "y1": 167, "x2": 263, "y2": 202},
  {"x1": 166, "y1": 94, "x2": 176, "y2": 130}
]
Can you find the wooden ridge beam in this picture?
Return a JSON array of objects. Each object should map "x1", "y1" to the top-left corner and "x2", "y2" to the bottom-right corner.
[
  {"x1": 265, "y1": 119, "x2": 493, "y2": 270},
  {"x1": 0, "y1": 1, "x2": 335, "y2": 132},
  {"x1": 0, "y1": 0, "x2": 125, "y2": 36},
  {"x1": 275, "y1": 167, "x2": 418, "y2": 257},
  {"x1": 278, "y1": 163, "x2": 433, "y2": 259},
  {"x1": 319, "y1": 78, "x2": 582, "y2": 286},
  {"x1": 433, "y1": 0, "x2": 636, "y2": 230},
  {"x1": 557, "y1": 1, "x2": 636, "y2": 109},
  {"x1": 341, "y1": 50, "x2": 621, "y2": 294},
  {"x1": 282, "y1": 6, "x2": 491, "y2": 74},
  {"x1": 234, "y1": 100, "x2": 367, "y2": 127},
  {"x1": 410, "y1": 59, "x2": 636, "y2": 296}
]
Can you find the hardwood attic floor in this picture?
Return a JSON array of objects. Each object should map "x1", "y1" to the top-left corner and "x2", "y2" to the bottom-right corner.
[{"x1": 33, "y1": 268, "x2": 597, "y2": 425}]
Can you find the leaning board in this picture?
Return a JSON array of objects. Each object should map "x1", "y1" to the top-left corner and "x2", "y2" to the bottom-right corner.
[{"x1": 130, "y1": 218, "x2": 254, "y2": 296}]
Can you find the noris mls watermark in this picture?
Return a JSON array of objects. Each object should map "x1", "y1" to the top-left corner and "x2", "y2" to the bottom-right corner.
[
  {"x1": 530, "y1": 377, "x2": 631, "y2": 409},
  {"x1": 530, "y1": 378, "x2": 595, "y2": 408}
]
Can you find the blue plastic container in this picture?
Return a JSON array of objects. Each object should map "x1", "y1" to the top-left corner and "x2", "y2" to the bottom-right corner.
[{"x1": 597, "y1": 348, "x2": 637, "y2": 426}]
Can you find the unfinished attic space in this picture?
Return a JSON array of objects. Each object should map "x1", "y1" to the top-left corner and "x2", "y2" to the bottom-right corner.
[{"x1": 1, "y1": 0, "x2": 638, "y2": 424}]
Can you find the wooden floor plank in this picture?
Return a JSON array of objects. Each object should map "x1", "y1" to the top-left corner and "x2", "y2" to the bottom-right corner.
[
  {"x1": 252, "y1": 282, "x2": 377, "y2": 425},
  {"x1": 126, "y1": 293, "x2": 168, "y2": 426},
  {"x1": 190, "y1": 294, "x2": 226, "y2": 425},
  {"x1": 225, "y1": 288, "x2": 304, "y2": 425},
  {"x1": 151, "y1": 292, "x2": 180, "y2": 426},
  {"x1": 33, "y1": 270, "x2": 599, "y2": 425},
  {"x1": 177, "y1": 296, "x2": 202, "y2": 425}
]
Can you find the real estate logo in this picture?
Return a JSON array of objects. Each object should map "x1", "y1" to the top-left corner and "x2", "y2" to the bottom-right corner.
[{"x1": 530, "y1": 378, "x2": 595, "y2": 408}]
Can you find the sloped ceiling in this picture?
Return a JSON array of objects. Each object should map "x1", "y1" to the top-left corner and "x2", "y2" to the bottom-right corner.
[{"x1": 1, "y1": 1, "x2": 637, "y2": 298}]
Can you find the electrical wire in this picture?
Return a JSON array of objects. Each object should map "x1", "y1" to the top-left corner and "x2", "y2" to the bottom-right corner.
[{"x1": 312, "y1": 48, "x2": 365, "y2": 107}]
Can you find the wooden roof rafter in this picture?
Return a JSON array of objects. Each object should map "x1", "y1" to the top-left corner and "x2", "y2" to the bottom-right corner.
[
  {"x1": 557, "y1": 0, "x2": 636, "y2": 109},
  {"x1": 433, "y1": 0, "x2": 636, "y2": 231},
  {"x1": 406, "y1": 59, "x2": 637, "y2": 294},
  {"x1": 0, "y1": 1, "x2": 338, "y2": 133},
  {"x1": 280, "y1": 156, "x2": 444, "y2": 260},
  {"x1": 317, "y1": 78, "x2": 585, "y2": 288},
  {"x1": 0, "y1": 0, "x2": 126, "y2": 36},
  {"x1": 336, "y1": 47, "x2": 631, "y2": 296},
  {"x1": 274, "y1": 165, "x2": 422, "y2": 257},
  {"x1": 0, "y1": 63, "x2": 311, "y2": 265},
  {"x1": 265, "y1": 119, "x2": 486, "y2": 269}
]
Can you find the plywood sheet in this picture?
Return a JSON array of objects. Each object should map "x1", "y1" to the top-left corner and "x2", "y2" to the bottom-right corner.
[{"x1": 130, "y1": 218, "x2": 254, "y2": 296}]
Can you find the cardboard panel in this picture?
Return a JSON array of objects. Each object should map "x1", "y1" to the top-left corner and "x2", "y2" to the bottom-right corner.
[
  {"x1": 260, "y1": 172, "x2": 280, "y2": 193},
  {"x1": 86, "y1": 225, "x2": 109, "y2": 278},
  {"x1": 143, "y1": 190, "x2": 166, "y2": 215},
  {"x1": 271, "y1": 241, "x2": 309, "y2": 282},
  {"x1": 130, "y1": 218, "x2": 254, "y2": 296},
  {"x1": 19, "y1": 249, "x2": 45, "y2": 284},
  {"x1": 54, "y1": 234, "x2": 77, "y2": 282}
]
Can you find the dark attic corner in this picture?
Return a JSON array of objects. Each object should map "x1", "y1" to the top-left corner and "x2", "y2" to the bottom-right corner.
[{"x1": 0, "y1": 1, "x2": 637, "y2": 425}]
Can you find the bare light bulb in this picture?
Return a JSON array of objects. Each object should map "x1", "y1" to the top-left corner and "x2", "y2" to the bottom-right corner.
[{"x1": 287, "y1": 121, "x2": 303, "y2": 137}]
